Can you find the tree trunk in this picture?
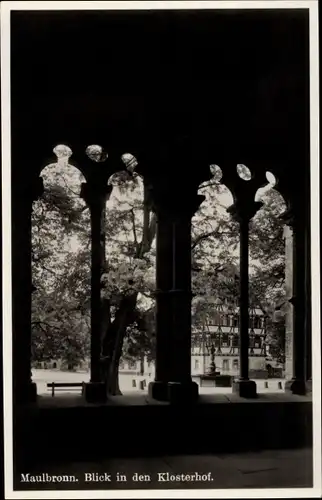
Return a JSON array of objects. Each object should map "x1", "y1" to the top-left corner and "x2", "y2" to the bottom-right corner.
[
  {"x1": 101, "y1": 293, "x2": 138, "y2": 394},
  {"x1": 108, "y1": 354, "x2": 122, "y2": 395},
  {"x1": 100, "y1": 184, "x2": 157, "y2": 394}
]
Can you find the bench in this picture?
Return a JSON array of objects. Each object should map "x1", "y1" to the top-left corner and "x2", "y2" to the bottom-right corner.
[{"x1": 47, "y1": 382, "x2": 85, "y2": 397}]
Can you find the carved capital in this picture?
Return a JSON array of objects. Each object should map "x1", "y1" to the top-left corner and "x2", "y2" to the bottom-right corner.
[
  {"x1": 227, "y1": 201, "x2": 263, "y2": 223},
  {"x1": 80, "y1": 181, "x2": 113, "y2": 207},
  {"x1": 148, "y1": 183, "x2": 205, "y2": 220}
]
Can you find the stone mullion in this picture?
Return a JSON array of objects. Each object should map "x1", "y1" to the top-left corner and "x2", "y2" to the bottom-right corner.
[
  {"x1": 80, "y1": 181, "x2": 112, "y2": 402},
  {"x1": 227, "y1": 200, "x2": 262, "y2": 398},
  {"x1": 13, "y1": 176, "x2": 44, "y2": 404},
  {"x1": 148, "y1": 210, "x2": 174, "y2": 401}
]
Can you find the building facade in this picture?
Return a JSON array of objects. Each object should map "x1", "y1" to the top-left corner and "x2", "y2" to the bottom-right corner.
[
  {"x1": 117, "y1": 302, "x2": 267, "y2": 378},
  {"x1": 191, "y1": 301, "x2": 267, "y2": 377}
]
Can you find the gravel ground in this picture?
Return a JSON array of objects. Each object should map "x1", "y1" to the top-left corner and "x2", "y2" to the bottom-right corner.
[{"x1": 32, "y1": 369, "x2": 285, "y2": 396}]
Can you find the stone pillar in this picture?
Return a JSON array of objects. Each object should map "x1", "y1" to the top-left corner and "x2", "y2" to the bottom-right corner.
[
  {"x1": 148, "y1": 187, "x2": 204, "y2": 403},
  {"x1": 148, "y1": 208, "x2": 174, "y2": 401},
  {"x1": 283, "y1": 224, "x2": 294, "y2": 380},
  {"x1": 283, "y1": 210, "x2": 307, "y2": 395},
  {"x1": 12, "y1": 176, "x2": 44, "y2": 404},
  {"x1": 80, "y1": 180, "x2": 112, "y2": 402},
  {"x1": 168, "y1": 193, "x2": 204, "y2": 403},
  {"x1": 227, "y1": 201, "x2": 262, "y2": 398}
]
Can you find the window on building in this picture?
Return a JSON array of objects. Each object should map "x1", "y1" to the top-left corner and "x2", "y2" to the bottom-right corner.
[
  {"x1": 221, "y1": 333, "x2": 229, "y2": 347},
  {"x1": 233, "y1": 316, "x2": 238, "y2": 327},
  {"x1": 254, "y1": 317, "x2": 261, "y2": 329},
  {"x1": 214, "y1": 334, "x2": 221, "y2": 347},
  {"x1": 254, "y1": 335, "x2": 262, "y2": 348},
  {"x1": 233, "y1": 359, "x2": 239, "y2": 370},
  {"x1": 194, "y1": 359, "x2": 200, "y2": 370},
  {"x1": 223, "y1": 359, "x2": 229, "y2": 371},
  {"x1": 232, "y1": 335, "x2": 239, "y2": 347}
]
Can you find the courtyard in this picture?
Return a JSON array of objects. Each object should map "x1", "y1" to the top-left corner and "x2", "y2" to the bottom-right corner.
[{"x1": 32, "y1": 369, "x2": 286, "y2": 397}]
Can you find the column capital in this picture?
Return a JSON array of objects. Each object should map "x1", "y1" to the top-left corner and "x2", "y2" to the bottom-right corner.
[
  {"x1": 227, "y1": 200, "x2": 263, "y2": 223},
  {"x1": 147, "y1": 183, "x2": 205, "y2": 219},
  {"x1": 80, "y1": 181, "x2": 113, "y2": 207}
]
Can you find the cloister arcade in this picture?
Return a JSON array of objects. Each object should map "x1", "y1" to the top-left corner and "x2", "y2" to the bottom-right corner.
[{"x1": 10, "y1": 8, "x2": 313, "y2": 466}]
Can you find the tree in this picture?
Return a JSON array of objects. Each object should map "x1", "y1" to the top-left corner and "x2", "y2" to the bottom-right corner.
[
  {"x1": 31, "y1": 154, "x2": 287, "y2": 395},
  {"x1": 122, "y1": 308, "x2": 156, "y2": 375},
  {"x1": 99, "y1": 171, "x2": 157, "y2": 393},
  {"x1": 190, "y1": 176, "x2": 287, "y2": 362},
  {"x1": 31, "y1": 159, "x2": 91, "y2": 369},
  {"x1": 265, "y1": 317, "x2": 285, "y2": 365}
]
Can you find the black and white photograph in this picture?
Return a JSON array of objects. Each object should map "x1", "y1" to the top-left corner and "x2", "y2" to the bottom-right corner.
[{"x1": 1, "y1": 1, "x2": 321, "y2": 498}]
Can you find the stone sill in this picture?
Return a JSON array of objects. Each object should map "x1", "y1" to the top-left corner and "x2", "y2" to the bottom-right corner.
[
  {"x1": 18, "y1": 391, "x2": 312, "y2": 410},
  {"x1": 14, "y1": 392, "x2": 313, "y2": 467}
]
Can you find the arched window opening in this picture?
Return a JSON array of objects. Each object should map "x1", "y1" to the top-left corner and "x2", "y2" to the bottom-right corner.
[
  {"x1": 86, "y1": 144, "x2": 108, "y2": 162},
  {"x1": 121, "y1": 153, "x2": 138, "y2": 173},
  {"x1": 53, "y1": 144, "x2": 73, "y2": 164},
  {"x1": 209, "y1": 164, "x2": 223, "y2": 182},
  {"x1": 193, "y1": 160, "x2": 288, "y2": 392},
  {"x1": 236, "y1": 163, "x2": 252, "y2": 181},
  {"x1": 249, "y1": 170, "x2": 287, "y2": 378},
  {"x1": 31, "y1": 157, "x2": 90, "y2": 392},
  {"x1": 100, "y1": 164, "x2": 156, "y2": 395},
  {"x1": 192, "y1": 164, "x2": 239, "y2": 384}
]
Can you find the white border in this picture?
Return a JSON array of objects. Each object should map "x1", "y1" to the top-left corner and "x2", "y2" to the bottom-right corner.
[{"x1": 1, "y1": 1, "x2": 320, "y2": 499}]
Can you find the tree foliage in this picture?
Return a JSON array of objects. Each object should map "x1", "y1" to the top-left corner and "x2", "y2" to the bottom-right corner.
[{"x1": 31, "y1": 154, "x2": 287, "y2": 388}]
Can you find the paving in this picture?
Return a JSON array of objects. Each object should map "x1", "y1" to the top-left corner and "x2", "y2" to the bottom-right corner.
[{"x1": 32, "y1": 369, "x2": 287, "y2": 397}]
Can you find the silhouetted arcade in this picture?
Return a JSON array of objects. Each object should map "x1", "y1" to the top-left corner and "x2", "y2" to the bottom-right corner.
[{"x1": 11, "y1": 8, "x2": 312, "y2": 472}]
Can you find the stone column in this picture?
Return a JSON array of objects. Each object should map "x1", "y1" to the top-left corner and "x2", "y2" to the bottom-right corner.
[
  {"x1": 148, "y1": 187, "x2": 204, "y2": 403},
  {"x1": 80, "y1": 180, "x2": 112, "y2": 402},
  {"x1": 283, "y1": 224, "x2": 294, "y2": 380},
  {"x1": 282, "y1": 210, "x2": 307, "y2": 395},
  {"x1": 148, "y1": 206, "x2": 174, "y2": 401},
  {"x1": 167, "y1": 193, "x2": 204, "y2": 403},
  {"x1": 12, "y1": 176, "x2": 44, "y2": 404},
  {"x1": 227, "y1": 201, "x2": 262, "y2": 398}
]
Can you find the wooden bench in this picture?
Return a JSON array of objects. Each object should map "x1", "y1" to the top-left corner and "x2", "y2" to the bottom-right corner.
[{"x1": 47, "y1": 382, "x2": 85, "y2": 397}]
